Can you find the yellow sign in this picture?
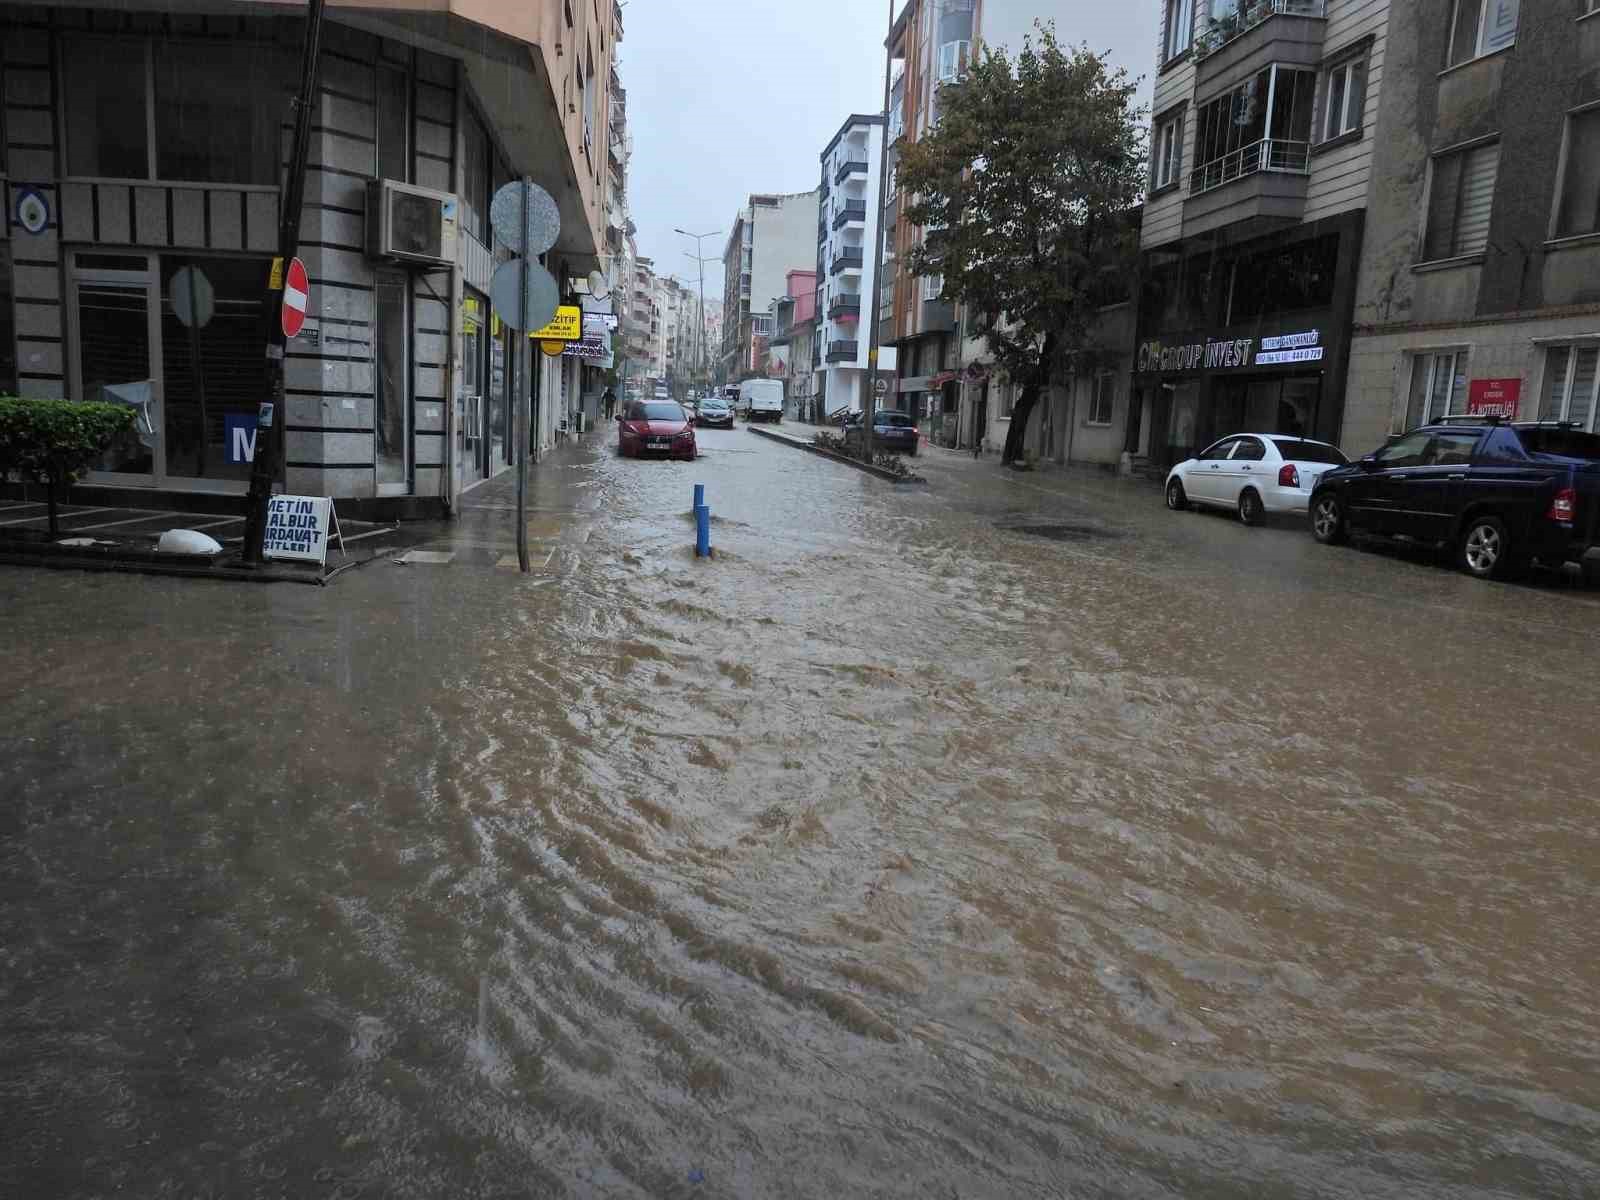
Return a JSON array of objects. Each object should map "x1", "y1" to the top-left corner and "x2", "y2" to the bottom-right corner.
[
  {"x1": 268, "y1": 257, "x2": 284, "y2": 290},
  {"x1": 529, "y1": 305, "x2": 581, "y2": 341},
  {"x1": 539, "y1": 339, "x2": 566, "y2": 357}
]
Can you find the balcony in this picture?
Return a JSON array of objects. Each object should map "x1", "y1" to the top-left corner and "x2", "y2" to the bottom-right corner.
[
  {"x1": 825, "y1": 340, "x2": 859, "y2": 363},
  {"x1": 835, "y1": 155, "x2": 869, "y2": 185},
  {"x1": 1189, "y1": 137, "x2": 1309, "y2": 196},
  {"x1": 1194, "y1": 0, "x2": 1326, "y2": 61},
  {"x1": 832, "y1": 201, "x2": 867, "y2": 231},
  {"x1": 828, "y1": 293, "x2": 861, "y2": 320},
  {"x1": 830, "y1": 246, "x2": 864, "y2": 276}
]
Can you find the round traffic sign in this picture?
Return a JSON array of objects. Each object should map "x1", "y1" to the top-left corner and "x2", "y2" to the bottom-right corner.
[
  {"x1": 281, "y1": 256, "x2": 309, "y2": 338},
  {"x1": 171, "y1": 265, "x2": 215, "y2": 329},
  {"x1": 873, "y1": 375, "x2": 889, "y2": 398},
  {"x1": 490, "y1": 259, "x2": 559, "y2": 332},
  {"x1": 490, "y1": 180, "x2": 561, "y2": 255}
]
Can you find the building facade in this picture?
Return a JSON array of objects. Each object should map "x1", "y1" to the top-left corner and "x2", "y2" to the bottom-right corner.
[
  {"x1": 816, "y1": 114, "x2": 885, "y2": 419},
  {"x1": 769, "y1": 269, "x2": 817, "y2": 417},
  {"x1": 0, "y1": 0, "x2": 617, "y2": 511},
  {"x1": 719, "y1": 190, "x2": 821, "y2": 381},
  {"x1": 1342, "y1": 0, "x2": 1600, "y2": 454}
]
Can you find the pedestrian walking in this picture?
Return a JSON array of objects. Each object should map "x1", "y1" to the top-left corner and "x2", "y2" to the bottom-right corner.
[{"x1": 603, "y1": 387, "x2": 616, "y2": 421}]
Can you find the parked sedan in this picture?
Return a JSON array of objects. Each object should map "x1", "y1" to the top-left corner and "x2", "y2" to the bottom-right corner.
[
  {"x1": 841, "y1": 408, "x2": 920, "y2": 456},
  {"x1": 696, "y1": 396, "x2": 735, "y2": 428},
  {"x1": 1166, "y1": 434, "x2": 1348, "y2": 525},
  {"x1": 618, "y1": 400, "x2": 696, "y2": 461}
]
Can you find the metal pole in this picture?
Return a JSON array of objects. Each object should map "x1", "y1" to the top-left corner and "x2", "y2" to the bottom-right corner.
[
  {"x1": 186, "y1": 265, "x2": 210, "y2": 477},
  {"x1": 243, "y1": 0, "x2": 326, "y2": 563},
  {"x1": 516, "y1": 178, "x2": 531, "y2": 574},
  {"x1": 862, "y1": 0, "x2": 895, "y2": 463}
]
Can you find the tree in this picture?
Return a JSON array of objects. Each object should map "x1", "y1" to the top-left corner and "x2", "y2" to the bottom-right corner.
[
  {"x1": 899, "y1": 26, "x2": 1146, "y2": 466},
  {"x1": 0, "y1": 397, "x2": 135, "y2": 535}
]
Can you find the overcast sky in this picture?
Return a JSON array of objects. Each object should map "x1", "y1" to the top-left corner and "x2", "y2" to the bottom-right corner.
[{"x1": 621, "y1": 1, "x2": 1159, "y2": 290}]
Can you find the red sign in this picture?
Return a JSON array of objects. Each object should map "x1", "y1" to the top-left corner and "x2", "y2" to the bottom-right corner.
[
  {"x1": 281, "y1": 256, "x2": 309, "y2": 338},
  {"x1": 1467, "y1": 378, "x2": 1520, "y2": 419}
]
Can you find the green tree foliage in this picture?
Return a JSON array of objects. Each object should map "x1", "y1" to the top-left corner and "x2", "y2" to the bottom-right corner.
[
  {"x1": 0, "y1": 398, "x2": 135, "y2": 534},
  {"x1": 899, "y1": 27, "x2": 1146, "y2": 465}
]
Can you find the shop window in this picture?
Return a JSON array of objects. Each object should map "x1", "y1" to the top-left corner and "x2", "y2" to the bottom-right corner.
[
  {"x1": 1153, "y1": 110, "x2": 1183, "y2": 192},
  {"x1": 64, "y1": 38, "x2": 149, "y2": 178},
  {"x1": 1539, "y1": 344, "x2": 1599, "y2": 432},
  {"x1": 1226, "y1": 234, "x2": 1339, "y2": 323},
  {"x1": 1448, "y1": 0, "x2": 1519, "y2": 68},
  {"x1": 1554, "y1": 107, "x2": 1600, "y2": 239},
  {"x1": 1423, "y1": 143, "x2": 1498, "y2": 261},
  {"x1": 154, "y1": 41, "x2": 292, "y2": 185},
  {"x1": 1318, "y1": 51, "x2": 1368, "y2": 144},
  {"x1": 1164, "y1": 0, "x2": 1195, "y2": 62},
  {"x1": 1088, "y1": 372, "x2": 1115, "y2": 426},
  {"x1": 1404, "y1": 350, "x2": 1469, "y2": 431}
]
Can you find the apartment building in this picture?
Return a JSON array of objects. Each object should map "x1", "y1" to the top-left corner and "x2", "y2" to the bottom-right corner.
[
  {"x1": 770, "y1": 270, "x2": 818, "y2": 417},
  {"x1": 0, "y1": 0, "x2": 620, "y2": 511},
  {"x1": 816, "y1": 114, "x2": 885, "y2": 418},
  {"x1": 1130, "y1": 0, "x2": 1388, "y2": 470},
  {"x1": 719, "y1": 190, "x2": 821, "y2": 380},
  {"x1": 1342, "y1": 1, "x2": 1600, "y2": 453}
]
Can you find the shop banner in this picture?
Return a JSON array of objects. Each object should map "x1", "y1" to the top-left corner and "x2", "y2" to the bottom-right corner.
[
  {"x1": 264, "y1": 495, "x2": 333, "y2": 565},
  {"x1": 1467, "y1": 378, "x2": 1521, "y2": 419}
]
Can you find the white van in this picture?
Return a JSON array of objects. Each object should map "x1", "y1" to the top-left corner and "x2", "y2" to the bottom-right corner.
[{"x1": 738, "y1": 378, "x2": 784, "y2": 424}]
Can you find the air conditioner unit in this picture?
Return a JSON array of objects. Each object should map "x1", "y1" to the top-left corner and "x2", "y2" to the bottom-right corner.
[{"x1": 365, "y1": 179, "x2": 458, "y2": 267}]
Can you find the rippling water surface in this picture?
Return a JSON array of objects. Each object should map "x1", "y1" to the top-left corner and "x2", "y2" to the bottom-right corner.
[{"x1": 3, "y1": 430, "x2": 1598, "y2": 1198}]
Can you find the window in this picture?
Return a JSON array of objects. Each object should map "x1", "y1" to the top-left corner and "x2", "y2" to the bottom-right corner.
[
  {"x1": 1540, "y1": 344, "x2": 1599, "y2": 431},
  {"x1": 1404, "y1": 350, "x2": 1469, "y2": 430},
  {"x1": 1088, "y1": 372, "x2": 1115, "y2": 425},
  {"x1": 1199, "y1": 438, "x2": 1238, "y2": 461},
  {"x1": 937, "y1": 40, "x2": 970, "y2": 83},
  {"x1": 1272, "y1": 439, "x2": 1347, "y2": 466},
  {"x1": 922, "y1": 274, "x2": 944, "y2": 300},
  {"x1": 377, "y1": 66, "x2": 410, "y2": 182},
  {"x1": 1320, "y1": 54, "x2": 1367, "y2": 143},
  {"x1": 1430, "y1": 432, "x2": 1481, "y2": 465},
  {"x1": 582, "y1": 55, "x2": 596, "y2": 151},
  {"x1": 997, "y1": 381, "x2": 1014, "y2": 419},
  {"x1": 1555, "y1": 108, "x2": 1600, "y2": 239},
  {"x1": 154, "y1": 41, "x2": 291, "y2": 185},
  {"x1": 1153, "y1": 111, "x2": 1183, "y2": 191},
  {"x1": 1231, "y1": 436, "x2": 1267, "y2": 462},
  {"x1": 1164, "y1": 0, "x2": 1195, "y2": 61},
  {"x1": 1191, "y1": 66, "x2": 1316, "y2": 193},
  {"x1": 462, "y1": 113, "x2": 490, "y2": 243},
  {"x1": 1449, "y1": 0, "x2": 1519, "y2": 67},
  {"x1": 1375, "y1": 431, "x2": 1434, "y2": 468},
  {"x1": 64, "y1": 39, "x2": 149, "y2": 178},
  {"x1": 1422, "y1": 143, "x2": 1498, "y2": 261}
]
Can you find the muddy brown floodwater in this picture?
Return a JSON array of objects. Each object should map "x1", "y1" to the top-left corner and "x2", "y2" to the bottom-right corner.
[{"x1": 3, "y1": 428, "x2": 1599, "y2": 1198}]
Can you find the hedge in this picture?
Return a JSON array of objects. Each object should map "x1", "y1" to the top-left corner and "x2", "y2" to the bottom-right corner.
[{"x1": 0, "y1": 397, "x2": 137, "y2": 535}]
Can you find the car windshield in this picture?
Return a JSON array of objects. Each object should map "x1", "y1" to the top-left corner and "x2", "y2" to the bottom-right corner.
[
  {"x1": 876, "y1": 412, "x2": 914, "y2": 427},
  {"x1": 1273, "y1": 439, "x2": 1347, "y2": 465},
  {"x1": 1516, "y1": 427, "x2": 1600, "y2": 460},
  {"x1": 639, "y1": 403, "x2": 684, "y2": 421}
]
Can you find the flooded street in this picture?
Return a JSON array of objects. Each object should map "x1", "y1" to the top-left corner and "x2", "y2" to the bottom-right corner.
[{"x1": 4, "y1": 429, "x2": 1599, "y2": 1198}]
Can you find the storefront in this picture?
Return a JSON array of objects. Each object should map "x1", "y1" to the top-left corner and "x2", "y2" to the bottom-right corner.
[{"x1": 1129, "y1": 214, "x2": 1363, "y2": 470}]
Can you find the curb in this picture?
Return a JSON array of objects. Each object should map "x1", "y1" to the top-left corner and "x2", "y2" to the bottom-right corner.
[
  {"x1": 0, "y1": 539, "x2": 343, "y2": 585},
  {"x1": 745, "y1": 426, "x2": 926, "y2": 484}
]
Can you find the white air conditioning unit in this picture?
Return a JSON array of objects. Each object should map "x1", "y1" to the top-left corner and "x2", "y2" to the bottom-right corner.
[{"x1": 365, "y1": 179, "x2": 458, "y2": 267}]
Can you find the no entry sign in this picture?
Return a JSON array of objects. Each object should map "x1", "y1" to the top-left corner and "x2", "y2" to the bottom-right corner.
[{"x1": 281, "y1": 256, "x2": 309, "y2": 338}]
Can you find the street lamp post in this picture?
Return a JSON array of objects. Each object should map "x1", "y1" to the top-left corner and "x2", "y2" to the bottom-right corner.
[
  {"x1": 862, "y1": 0, "x2": 896, "y2": 465},
  {"x1": 675, "y1": 228, "x2": 721, "y2": 401}
]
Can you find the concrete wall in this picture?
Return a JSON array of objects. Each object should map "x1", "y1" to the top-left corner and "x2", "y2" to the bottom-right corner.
[{"x1": 751, "y1": 192, "x2": 821, "y2": 339}]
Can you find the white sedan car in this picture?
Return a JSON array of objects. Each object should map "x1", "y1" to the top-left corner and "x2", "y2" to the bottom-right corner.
[{"x1": 1165, "y1": 434, "x2": 1348, "y2": 525}]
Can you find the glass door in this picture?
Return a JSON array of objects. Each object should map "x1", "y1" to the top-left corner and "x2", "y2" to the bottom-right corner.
[
  {"x1": 374, "y1": 271, "x2": 410, "y2": 495},
  {"x1": 71, "y1": 253, "x2": 161, "y2": 483}
]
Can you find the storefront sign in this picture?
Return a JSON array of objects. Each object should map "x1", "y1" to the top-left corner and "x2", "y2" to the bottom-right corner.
[
  {"x1": 225, "y1": 412, "x2": 256, "y2": 464},
  {"x1": 1138, "y1": 328, "x2": 1326, "y2": 374},
  {"x1": 530, "y1": 305, "x2": 581, "y2": 341},
  {"x1": 1467, "y1": 377, "x2": 1521, "y2": 419},
  {"x1": 263, "y1": 495, "x2": 332, "y2": 565},
  {"x1": 561, "y1": 337, "x2": 608, "y2": 359}
]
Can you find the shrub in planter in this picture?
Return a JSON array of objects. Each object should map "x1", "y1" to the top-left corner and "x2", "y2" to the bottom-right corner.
[{"x1": 0, "y1": 397, "x2": 135, "y2": 535}]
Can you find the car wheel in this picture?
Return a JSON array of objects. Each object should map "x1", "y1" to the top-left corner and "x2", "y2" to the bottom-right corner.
[
  {"x1": 1165, "y1": 478, "x2": 1189, "y2": 512},
  {"x1": 1460, "y1": 515, "x2": 1512, "y2": 580},
  {"x1": 1237, "y1": 488, "x2": 1264, "y2": 527},
  {"x1": 1311, "y1": 493, "x2": 1346, "y2": 544}
]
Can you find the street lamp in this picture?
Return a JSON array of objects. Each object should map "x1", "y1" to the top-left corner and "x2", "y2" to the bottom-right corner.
[{"x1": 675, "y1": 227, "x2": 721, "y2": 399}]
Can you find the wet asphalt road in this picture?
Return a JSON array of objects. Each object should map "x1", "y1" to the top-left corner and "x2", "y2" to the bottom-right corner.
[{"x1": 3, "y1": 425, "x2": 1599, "y2": 1198}]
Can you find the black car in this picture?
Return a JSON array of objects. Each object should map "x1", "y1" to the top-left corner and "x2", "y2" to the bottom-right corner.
[
  {"x1": 1309, "y1": 418, "x2": 1600, "y2": 580},
  {"x1": 840, "y1": 409, "x2": 920, "y2": 456}
]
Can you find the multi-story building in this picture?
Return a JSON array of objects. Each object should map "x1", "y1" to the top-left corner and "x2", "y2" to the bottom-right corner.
[
  {"x1": 1342, "y1": 1, "x2": 1600, "y2": 453},
  {"x1": 622, "y1": 255, "x2": 659, "y2": 397},
  {"x1": 816, "y1": 115, "x2": 886, "y2": 418},
  {"x1": 1128, "y1": 0, "x2": 1389, "y2": 470},
  {"x1": 720, "y1": 190, "x2": 821, "y2": 380},
  {"x1": 0, "y1": 0, "x2": 620, "y2": 510},
  {"x1": 769, "y1": 270, "x2": 818, "y2": 417}
]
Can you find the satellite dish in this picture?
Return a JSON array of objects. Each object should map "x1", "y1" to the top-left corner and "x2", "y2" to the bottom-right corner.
[{"x1": 587, "y1": 269, "x2": 610, "y2": 299}]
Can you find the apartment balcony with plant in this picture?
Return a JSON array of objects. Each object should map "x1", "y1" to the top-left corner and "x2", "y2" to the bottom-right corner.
[{"x1": 1194, "y1": 0, "x2": 1327, "y2": 61}]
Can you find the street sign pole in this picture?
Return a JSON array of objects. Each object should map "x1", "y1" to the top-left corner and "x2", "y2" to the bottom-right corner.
[
  {"x1": 244, "y1": 0, "x2": 326, "y2": 564},
  {"x1": 516, "y1": 178, "x2": 531, "y2": 574},
  {"x1": 862, "y1": 0, "x2": 896, "y2": 464}
]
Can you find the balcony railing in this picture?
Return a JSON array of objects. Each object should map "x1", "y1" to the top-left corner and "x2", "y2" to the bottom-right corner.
[
  {"x1": 1189, "y1": 138, "x2": 1310, "y2": 195},
  {"x1": 831, "y1": 246, "x2": 864, "y2": 275},
  {"x1": 825, "y1": 340, "x2": 859, "y2": 362},
  {"x1": 835, "y1": 155, "x2": 869, "y2": 184},
  {"x1": 828, "y1": 294, "x2": 861, "y2": 320},
  {"x1": 832, "y1": 202, "x2": 867, "y2": 230},
  {"x1": 1194, "y1": 0, "x2": 1327, "y2": 60}
]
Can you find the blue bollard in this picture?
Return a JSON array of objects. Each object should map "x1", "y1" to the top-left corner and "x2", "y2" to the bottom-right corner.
[
  {"x1": 695, "y1": 504, "x2": 710, "y2": 557},
  {"x1": 693, "y1": 483, "x2": 705, "y2": 510}
]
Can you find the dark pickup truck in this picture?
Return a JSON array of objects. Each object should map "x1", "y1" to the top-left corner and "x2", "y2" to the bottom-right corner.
[{"x1": 1308, "y1": 418, "x2": 1600, "y2": 580}]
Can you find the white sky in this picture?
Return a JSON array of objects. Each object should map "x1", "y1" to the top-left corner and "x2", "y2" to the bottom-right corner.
[{"x1": 622, "y1": 1, "x2": 1159, "y2": 286}]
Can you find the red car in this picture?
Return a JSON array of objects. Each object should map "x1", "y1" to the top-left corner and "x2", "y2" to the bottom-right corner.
[{"x1": 618, "y1": 400, "x2": 697, "y2": 461}]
